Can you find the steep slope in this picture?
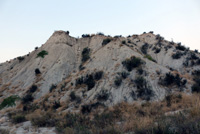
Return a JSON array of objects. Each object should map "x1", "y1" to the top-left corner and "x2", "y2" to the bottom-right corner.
[{"x1": 0, "y1": 31, "x2": 199, "y2": 106}]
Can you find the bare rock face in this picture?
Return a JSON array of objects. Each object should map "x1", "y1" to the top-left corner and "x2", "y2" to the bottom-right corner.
[{"x1": 0, "y1": 31, "x2": 199, "y2": 111}]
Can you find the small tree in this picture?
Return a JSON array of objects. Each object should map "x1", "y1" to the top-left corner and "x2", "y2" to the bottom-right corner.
[{"x1": 37, "y1": 50, "x2": 48, "y2": 58}]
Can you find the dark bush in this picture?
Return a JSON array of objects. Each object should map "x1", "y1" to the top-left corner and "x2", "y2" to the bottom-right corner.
[
  {"x1": 70, "y1": 91, "x2": 76, "y2": 101},
  {"x1": 29, "y1": 85, "x2": 37, "y2": 93},
  {"x1": 97, "y1": 32, "x2": 104, "y2": 36},
  {"x1": 11, "y1": 115, "x2": 26, "y2": 124},
  {"x1": 17, "y1": 56, "x2": 25, "y2": 62},
  {"x1": 49, "y1": 84, "x2": 57, "y2": 92},
  {"x1": 96, "y1": 90, "x2": 110, "y2": 101},
  {"x1": 102, "y1": 38, "x2": 112, "y2": 46},
  {"x1": 176, "y1": 43, "x2": 186, "y2": 51},
  {"x1": 82, "y1": 34, "x2": 90, "y2": 38},
  {"x1": 82, "y1": 47, "x2": 90, "y2": 63},
  {"x1": 114, "y1": 35, "x2": 122, "y2": 38},
  {"x1": 81, "y1": 105, "x2": 92, "y2": 114},
  {"x1": 79, "y1": 64, "x2": 85, "y2": 71},
  {"x1": 76, "y1": 71, "x2": 103, "y2": 90},
  {"x1": 122, "y1": 40, "x2": 126, "y2": 44},
  {"x1": 135, "y1": 76, "x2": 154, "y2": 100},
  {"x1": 141, "y1": 43, "x2": 149, "y2": 54},
  {"x1": 154, "y1": 48, "x2": 161, "y2": 54},
  {"x1": 120, "y1": 71, "x2": 130, "y2": 79},
  {"x1": 122, "y1": 56, "x2": 143, "y2": 71},
  {"x1": 130, "y1": 90, "x2": 136, "y2": 100},
  {"x1": 75, "y1": 76, "x2": 84, "y2": 86},
  {"x1": 35, "y1": 47, "x2": 38, "y2": 50},
  {"x1": 137, "y1": 68, "x2": 144, "y2": 75},
  {"x1": 190, "y1": 53, "x2": 198, "y2": 60},
  {"x1": 37, "y1": 50, "x2": 48, "y2": 58},
  {"x1": 35, "y1": 68, "x2": 41, "y2": 75},
  {"x1": 192, "y1": 84, "x2": 200, "y2": 93},
  {"x1": 94, "y1": 71, "x2": 103, "y2": 80},
  {"x1": 114, "y1": 76, "x2": 122, "y2": 87},
  {"x1": 52, "y1": 101, "x2": 61, "y2": 109},
  {"x1": 84, "y1": 74, "x2": 95, "y2": 90},
  {"x1": 161, "y1": 73, "x2": 186, "y2": 87},
  {"x1": 172, "y1": 51, "x2": 183, "y2": 59},
  {"x1": 22, "y1": 94, "x2": 34, "y2": 104}
]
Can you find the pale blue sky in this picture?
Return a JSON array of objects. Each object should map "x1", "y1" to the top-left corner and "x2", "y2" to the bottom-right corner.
[{"x1": 0, "y1": 0, "x2": 200, "y2": 63}]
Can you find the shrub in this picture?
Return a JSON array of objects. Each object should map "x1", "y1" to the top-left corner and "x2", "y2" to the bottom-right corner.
[
  {"x1": 135, "y1": 76, "x2": 154, "y2": 100},
  {"x1": 137, "y1": 68, "x2": 144, "y2": 75},
  {"x1": 154, "y1": 48, "x2": 161, "y2": 54},
  {"x1": 29, "y1": 85, "x2": 37, "y2": 93},
  {"x1": 37, "y1": 50, "x2": 48, "y2": 58},
  {"x1": 97, "y1": 32, "x2": 104, "y2": 36},
  {"x1": 176, "y1": 43, "x2": 186, "y2": 51},
  {"x1": 17, "y1": 56, "x2": 25, "y2": 62},
  {"x1": 141, "y1": 43, "x2": 149, "y2": 54},
  {"x1": 94, "y1": 71, "x2": 103, "y2": 80},
  {"x1": 120, "y1": 71, "x2": 130, "y2": 79},
  {"x1": 0, "y1": 95, "x2": 20, "y2": 110},
  {"x1": 114, "y1": 76, "x2": 122, "y2": 87},
  {"x1": 82, "y1": 47, "x2": 90, "y2": 63},
  {"x1": 11, "y1": 114, "x2": 26, "y2": 124},
  {"x1": 70, "y1": 91, "x2": 76, "y2": 101},
  {"x1": 93, "y1": 112, "x2": 115, "y2": 128},
  {"x1": 122, "y1": 40, "x2": 126, "y2": 44},
  {"x1": 96, "y1": 90, "x2": 110, "y2": 101},
  {"x1": 81, "y1": 105, "x2": 92, "y2": 114},
  {"x1": 75, "y1": 72, "x2": 103, "y2": 90},
  {"x1": 0, "y1": 129, "x2": 9, "y2": 134},
  {"x1": 172, "y1": 51, "x2": 183, "y2": 59},
  {"x1": 161, "y1": 73, "x2": 187, "y2": 87},
  {"x1": 75, "y1": 76, "x2": 84, "y2": 86},
  {"x1": 22, "y1": 94, "x2": 34, "y2": 104},
  {"x1": 192, "y1": 84, "x2": 200, "y2": 93},
  {"x1": 53, "y1": 101, "x2": 61, "y2": 109},
  {"x1": 130, "y1": 90, "x2": 136, "y2": 100},
  {"x1": 82, "y1": 34, "x2": 90, "y2": 38},
  {"x1": 49, "y1": 84, "x2": 57, "y2": 92},
  {"x1": 144, "y1": 55, "x2": 156, "y2": 62},
  {"x1": 190, "y1": 53, "x2": 198, "y2": 60},
  {"x1": 35, "y1": 47, "x2": 38, "y2": 50},
  {"x1": 84, "y1": 74, "x2": 95, "y2": 90},
  {"x1": 31, "y1": 112, "x2": 57, "y2": 127},
  {"x1": 102, "y1": 38, "x2": 112, "y2": 46},
  {"x1": 122, "y1": 56, "x2": 143, "y2": 71},
  {"x1": 35, "y1": 68, "x2": 41, "y2": 75},
  {"x1": 79, "y1": 64, "x2": 85, "y2": 71}
]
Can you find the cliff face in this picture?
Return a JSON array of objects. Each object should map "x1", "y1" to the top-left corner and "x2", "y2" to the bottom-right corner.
[{"x1": 0, "y1": 31, "x2": 199, "y2": 109}]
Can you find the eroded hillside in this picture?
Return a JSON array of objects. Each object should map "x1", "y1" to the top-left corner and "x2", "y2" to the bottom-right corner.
[{"x1": 0, "y1": 31, "x2": 200, "y2": 133}]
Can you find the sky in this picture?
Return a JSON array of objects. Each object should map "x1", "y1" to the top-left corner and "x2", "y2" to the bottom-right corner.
[{"x1": 0, "y1": 0, "x2": 200, "y2": 63}]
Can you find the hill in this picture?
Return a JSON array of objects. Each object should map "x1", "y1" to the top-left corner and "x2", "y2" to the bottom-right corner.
[{"x1": 0, "y1": 31, "x2": 200, "y2": 134}]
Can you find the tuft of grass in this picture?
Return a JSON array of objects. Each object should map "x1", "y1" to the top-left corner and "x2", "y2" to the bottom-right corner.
[
  {"x1": 144, "y1": 55, "x2": 156, "y2": 63},
  {"x1": 0, "y1": 95, "x2": 20, "y2": 110}
]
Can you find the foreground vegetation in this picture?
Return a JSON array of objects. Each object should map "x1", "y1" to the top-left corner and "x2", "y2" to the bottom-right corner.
[{"x1": 2, "y1": 93, "x2": 200, "y2": 134}]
